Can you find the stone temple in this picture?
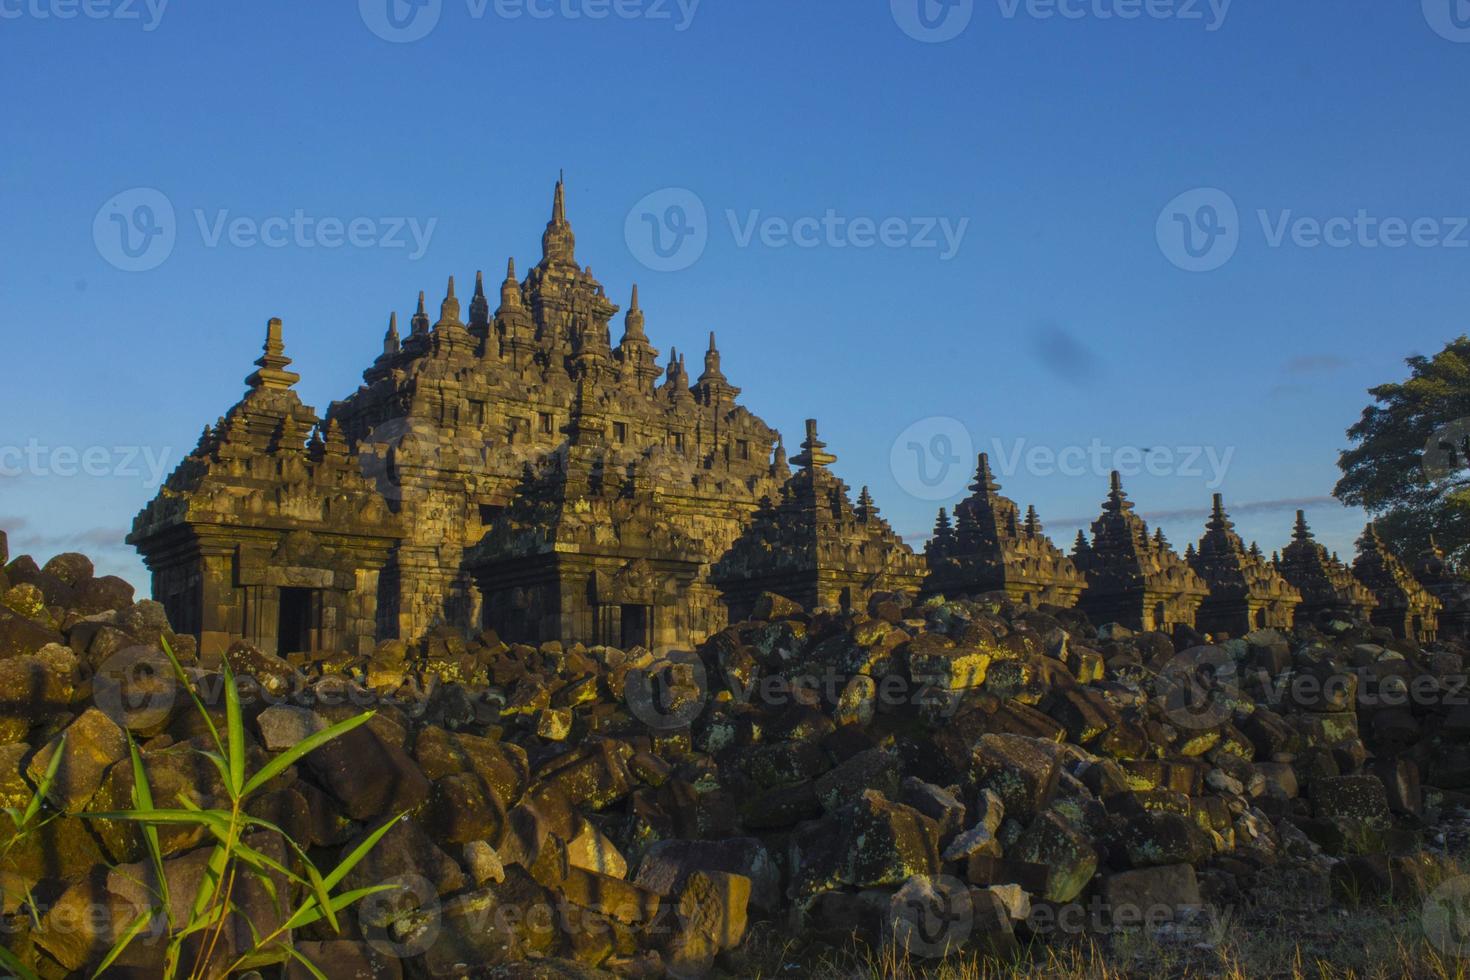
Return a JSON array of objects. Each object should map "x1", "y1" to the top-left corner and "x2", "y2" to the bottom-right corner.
[
  {"x1": 130, "y1": 179, "x2": 918, "y2": 657},
  {"x1": 130, "y1": 179, "x2": 1467, "y2": 656}
]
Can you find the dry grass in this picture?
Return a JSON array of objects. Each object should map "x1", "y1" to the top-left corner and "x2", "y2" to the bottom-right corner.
[{"x1": 724, "y1": 856, "x2": 1470, "y2": 980}]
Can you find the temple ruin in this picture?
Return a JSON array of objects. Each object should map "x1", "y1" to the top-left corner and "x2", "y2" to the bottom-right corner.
[
  {"x1": 130, "y1": 180, "x2": 1467, "y2": 655},
  {"x1": 1354, "y1": 523, "x2": 1442, "y2": 642},
  {"x1": 1189, "y1": 494, "x2": 1302, "y2": 635}
]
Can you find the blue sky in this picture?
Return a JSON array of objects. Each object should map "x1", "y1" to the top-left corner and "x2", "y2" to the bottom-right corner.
[{"x1": 2, "y1": 0, "x2": 1468, "y2": 589}]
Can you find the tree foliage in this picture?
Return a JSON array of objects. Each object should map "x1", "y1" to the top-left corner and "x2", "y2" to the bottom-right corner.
[{"x1": 1334, "y1": 335, "x2": 1470, "y2": 568}]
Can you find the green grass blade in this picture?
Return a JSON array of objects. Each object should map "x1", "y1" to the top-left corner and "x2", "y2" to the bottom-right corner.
[
  {"x1": 85, "y1": 808, "x2": 229, "y2": 829},
  {"x1": 226, "y1": 838, "x2": 305, "y2": 887},
  {"x1": 193, "y1": 748, "x2": 233, "y2": 791},
  {"x1": 283, "y1": 884, "x2": 398, "y2": 932},
  {"x1": 303, "y1": 860, "x2": 339, "y2": 934},
  {"x1": 0, "y1": 943, "x2": 42, "y2": 980},
  {"x1": 322, "y1": 814, "x2": 403, "y2": 891},
  {"x1": 222, "y1": 656, "x2": 245, "y2": 800},
  {"x1": 127, "y1": 737, "x2": 171, "y2": 922},
  {"x1": 159, "y1": 636, "x2": 224, "y2": 757},
  {"x1": 22, "y1": 733, "x2": 66, "y2": 825},
  {"x1": 90, "y1": 906, "x2": 156, "y2": 979},
  {"x1": 240, "y1": 711, "x2": 375, "y2": 798},
  {"x1": 283, "y1": 944, "x2": 329, "y2": 980}
]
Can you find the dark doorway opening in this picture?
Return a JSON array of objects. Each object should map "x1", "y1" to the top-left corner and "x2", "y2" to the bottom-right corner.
[
  {"x1": 278, "y1": 588, "x2": 319, "y2": 656},
  {"x1": 621, "y1": 604, "x2": 651, "y2": 650}
]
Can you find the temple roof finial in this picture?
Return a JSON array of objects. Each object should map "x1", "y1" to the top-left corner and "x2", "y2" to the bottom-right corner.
[
  {"x1": 411, "y1": 290, "x2": 430, "y2": 335},
  {"x1": 384, "y1": 312, "x2": 400, "y2": 354},
  {"x1": 246, "y1": 317, "x2": 301, "y2": 391},
  {"x1": 624, "y1": 284, "x2": 647, "y2": 339},
  {"x1": 970, "y1": 453, "x2": 1000, "y2": 495},
  {"x1": 791, "y1": 418, "x2": 837, "y2": 472},
  {"x1": 436, "y1": 275, "x2": 462, "y2": 328},
  {"x1": 541, "y1": 174, "x2": 576, "y2": 265}
]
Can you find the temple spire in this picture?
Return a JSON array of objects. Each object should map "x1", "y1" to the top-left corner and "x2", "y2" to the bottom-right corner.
[
  {"x1": 246, "y1": 318, "x2": 300, "y2": 391},
  {"x1": 970, "y1": 453, "x2": 1000, "y2": 497},
  {"x1": 1293, "y1": 509, "x2": 1313, "y2": 543},
  {"x1": 500, "y1": 258, "x2": 522, "y2": 310},
  {"x1": 436, "y1": 275, "x2": 462, "y2": 327},
  {"x1": 411, "y1": 290, "x2": 430, "y2": 336},
  {"x1": 1023, "y1": 504, "x2": 1041, "y2": 538},
  {"x1": 384, "y1": 312, "x2": 400, "y2": 356},
  {"x1": 624, "y1": 284, "x2": 646, "y2": 338},
  {"x1": 469, "y1": 270, "x2": 490, "y2": 329},
  {"x1": 791, "y1": 419, "x2": 837, "y2": 472},
  {"x1": 541, "y1": 172, "x2": 576, "y2": 266}
]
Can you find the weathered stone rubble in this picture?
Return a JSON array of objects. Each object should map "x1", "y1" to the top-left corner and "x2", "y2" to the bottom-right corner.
[{"x1": 5, "y1": 528, "x2": 1470, "y2": 977}]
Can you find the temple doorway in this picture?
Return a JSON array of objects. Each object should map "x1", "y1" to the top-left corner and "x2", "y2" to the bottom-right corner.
[
  {"x1": 621, "y1": 604, "x2": 651, "y2": 650},
  {"x1": 278, "y1": 587, "x2": 321, "y2": 655}
]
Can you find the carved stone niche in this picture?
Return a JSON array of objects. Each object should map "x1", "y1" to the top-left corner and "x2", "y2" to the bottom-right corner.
[{"x1": 592, "y1": 559, "x2": 659, "y2": 606}]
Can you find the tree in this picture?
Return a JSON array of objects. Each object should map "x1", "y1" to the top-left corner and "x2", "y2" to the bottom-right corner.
[{"x1": 1334, "y1": 335, "x2": 1470, "y2": 569}]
